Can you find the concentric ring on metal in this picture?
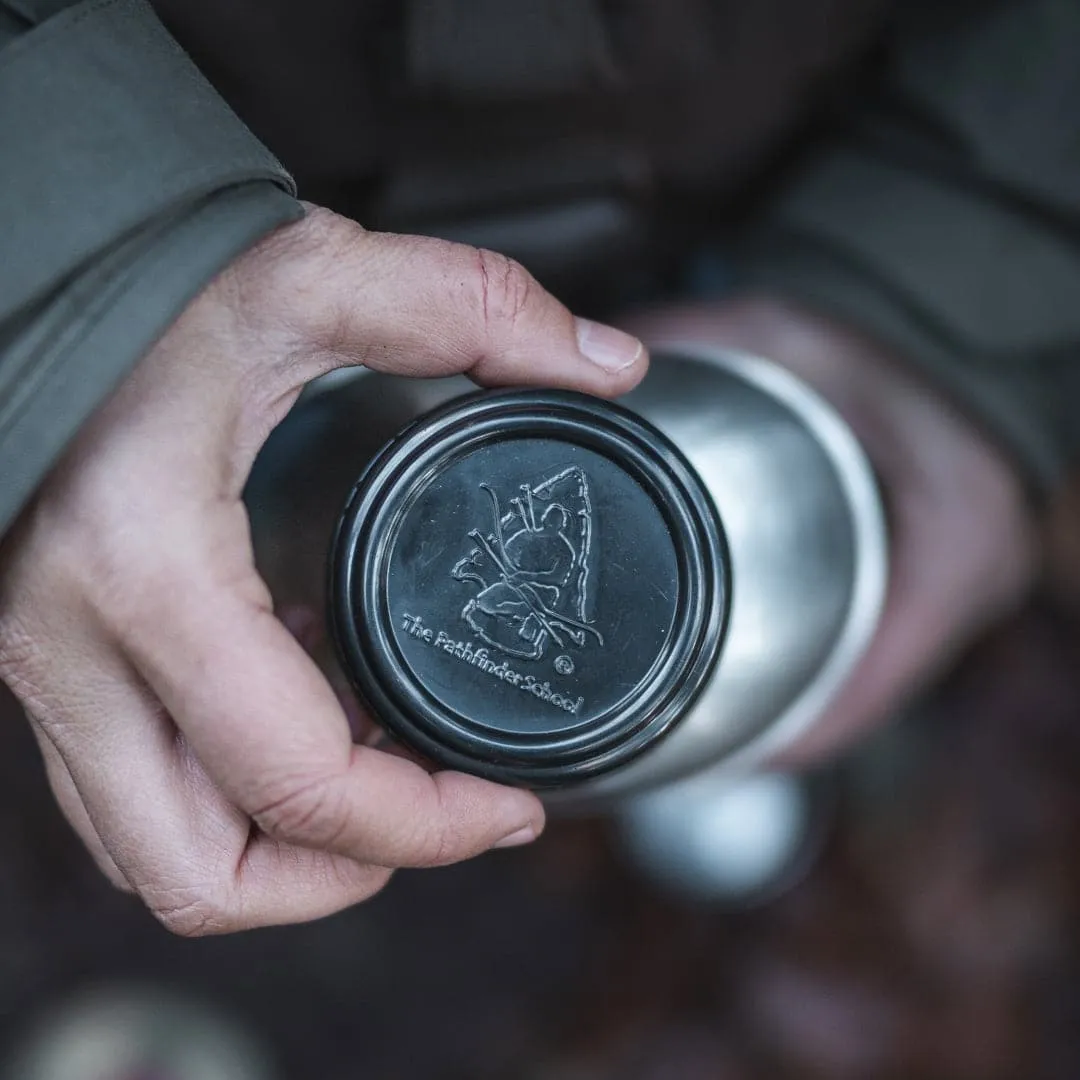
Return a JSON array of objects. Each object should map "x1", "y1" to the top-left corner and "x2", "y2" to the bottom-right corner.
[{"x1": 329, "y1": 389, "x2": 730, "y2": 787}]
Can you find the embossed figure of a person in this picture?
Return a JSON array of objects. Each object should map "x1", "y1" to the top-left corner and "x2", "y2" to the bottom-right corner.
[{"x1": 459, "y1": 491, "x2": 580, "y2": 659}]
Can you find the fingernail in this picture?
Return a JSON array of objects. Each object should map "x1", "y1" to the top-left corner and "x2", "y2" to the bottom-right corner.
[
  {"x1": 494, "y1": 824, "x2": 538, "y2": 849},
  {"x1": 575, "y1": 318, "x2": 644, "y2": 373}
]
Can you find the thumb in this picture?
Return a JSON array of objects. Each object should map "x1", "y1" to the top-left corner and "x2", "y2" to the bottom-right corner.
[{"x1": 281, "y1": 208, "x2": 648, "y2": 394}]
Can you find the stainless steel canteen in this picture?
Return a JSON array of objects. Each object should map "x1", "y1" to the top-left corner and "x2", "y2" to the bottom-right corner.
[{"x1": 245, "y1": 343, "x2": 887, "y2": 809}]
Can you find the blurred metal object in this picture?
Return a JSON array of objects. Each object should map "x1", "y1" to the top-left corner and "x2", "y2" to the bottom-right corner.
[
  {"x1": 568, "y1": 344, "x2": 887, "y2": 802},
  {"x1": 0, "y1": 985, "x2": 277, "y2": 1080},
  {"x1": 247, "y1": 343, "x2": 887, "y2": 806},
  {"x1": 617, "y1": 768, "x2": 836, "y2": 906}
]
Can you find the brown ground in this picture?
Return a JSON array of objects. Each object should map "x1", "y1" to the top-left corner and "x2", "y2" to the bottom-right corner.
[{"x1": 2, "y1": 493, "x2": 1080, "y2": 1079}]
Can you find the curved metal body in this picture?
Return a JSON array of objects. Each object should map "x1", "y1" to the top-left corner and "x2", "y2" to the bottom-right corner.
[{"x1": 245, "y1": 344, "x2": 887, "y2": 807}]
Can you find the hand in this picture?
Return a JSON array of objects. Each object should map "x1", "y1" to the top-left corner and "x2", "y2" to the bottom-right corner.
[
  {"x1": 623, "y1": 295, "x2": 1036, "y2": 765},
  {"x1": 0, "y1": 206, "x2": 647, "y2": 934}
]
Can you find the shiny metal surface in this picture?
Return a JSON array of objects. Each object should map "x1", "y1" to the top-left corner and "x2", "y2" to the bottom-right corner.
[
  {"x1": 616, "y1": 768, "x2": 835, "y2": 906},
  {"x1": 245, "y1": 344, "x2": 887, "y2": 806},
  {"x1": 569, "y1": 344, "x2": 888, "y2": 802}
]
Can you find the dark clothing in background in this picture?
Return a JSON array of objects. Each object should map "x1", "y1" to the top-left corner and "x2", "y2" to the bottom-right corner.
[{"x1": 1, "y1": 0, "x2": 1079, "y2": 536}]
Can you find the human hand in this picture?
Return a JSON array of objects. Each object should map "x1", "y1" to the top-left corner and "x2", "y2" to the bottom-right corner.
[
  {"x1": 0, "y1": 206, "x2": 647, "y2": 934},
  {"x1": 623, "y1": 295, "x2": 1036, "y2": 765}
]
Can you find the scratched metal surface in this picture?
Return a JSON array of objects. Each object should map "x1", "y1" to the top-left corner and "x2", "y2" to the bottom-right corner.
[{"x1": 1, "y1": 597, "x2": 1080, "y2": 1080}]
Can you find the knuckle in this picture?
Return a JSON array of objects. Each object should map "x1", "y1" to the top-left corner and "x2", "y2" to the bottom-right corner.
[
  {"x1": 292, "y1": 209, "x2": 365, "y2": 293},
  {"x1": 0, "y1": 611, "x2": 51, "y2": 712},
  {"x1": 250, "y1": 775, "x2": 351, "y2": 850},
  {"x1": 290, "y1": 224, "x2": 377, "y2": 366},
  {"x1": 297, "y1": 204, "x2": 359, "y2": 251},
  {"x1": 414, "y1": 828, "x2": 453, "y2": 869},
  {"x1": 240, "y1": 205, "x2": 357, "y2": 281},
  {"x1": 470, "y1": 248, "x2": 535, "y2": 334},
  {"x1": 400, "y1": 817, "x2": 450, "y2": 869},
  {"x1": 0, "y1": 610, "x2": 37, "y2": 682},
  {"x1": 0, "y1": 526, "x2": 71, "y2": 698},
  {"x1": 219, "y1": 205, "x2": 372, "y2": 375},
  {"x1": 147, "y1": 886, "x2": 235, "y2": 938},
  {"x1": 401, "y1": 786, "x2": 457, "y2": 868}
]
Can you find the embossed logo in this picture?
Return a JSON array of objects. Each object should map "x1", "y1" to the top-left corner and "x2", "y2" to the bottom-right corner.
[{"x1": 451, "y1": 467, "x2": 603, "y2": 662}]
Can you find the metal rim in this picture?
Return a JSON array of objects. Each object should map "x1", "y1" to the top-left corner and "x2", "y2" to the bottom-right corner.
[
  {"x1": 642, "y1": 340, "x2": 889, "y2": 776},
  {"x1": 328, "y1": 388, "x2": 732, "y2": 786}
]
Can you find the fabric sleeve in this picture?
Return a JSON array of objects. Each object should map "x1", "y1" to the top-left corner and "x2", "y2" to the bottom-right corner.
[
  {"x1": 743, "y1": 0, "x2": 1080, "y2": 500},
  {"x1": 0, "y1": 0, "x2": 304, "y2": 534}
]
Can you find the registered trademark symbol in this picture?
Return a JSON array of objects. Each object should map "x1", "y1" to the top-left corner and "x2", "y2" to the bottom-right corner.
[{"x1": 554, "y1": 655, "x2": 575, "y2": 676}]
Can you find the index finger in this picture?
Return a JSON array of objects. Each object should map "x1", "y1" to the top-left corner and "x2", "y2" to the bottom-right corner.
[{"x1": 112, "y1": 566, "x2": 545, "y2": 868}]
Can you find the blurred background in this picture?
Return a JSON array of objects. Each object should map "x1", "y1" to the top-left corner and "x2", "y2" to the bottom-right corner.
[{"x1": 0, "y1": 484, "x2": 1079, "y2": 1080}]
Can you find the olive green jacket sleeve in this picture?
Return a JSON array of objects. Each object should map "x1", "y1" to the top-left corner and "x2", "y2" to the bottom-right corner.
[
  {"x1": 0, "y1": 0, "x2": 303, "y2": 536},
  {"x1": 746, "y1": 0, "x2": 1080, "y2": 501}
]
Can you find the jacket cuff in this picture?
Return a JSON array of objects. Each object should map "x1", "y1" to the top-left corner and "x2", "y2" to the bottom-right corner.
[
  {"x1": 0, "y1": 0, "x2": 304, "y2": 533},
  {"x1": 0, "y1": 0, "x2": 296, "y2": 322},
  {"x1": 0, "y1": 184, "x2": 303, "y2": 534}
]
